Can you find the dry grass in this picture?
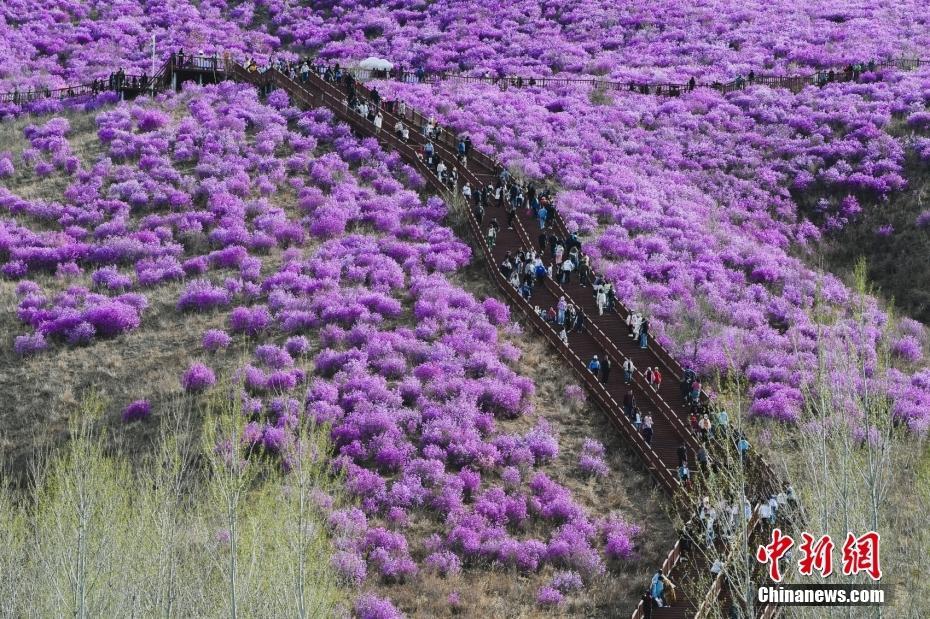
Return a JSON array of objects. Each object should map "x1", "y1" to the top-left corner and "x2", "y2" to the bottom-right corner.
[
  {"x1": 0, "y1": 276, "x2": 246, "y2": 476},
  {"x1": 0, "y1": 109, "x2": 102, "y2": 202}
]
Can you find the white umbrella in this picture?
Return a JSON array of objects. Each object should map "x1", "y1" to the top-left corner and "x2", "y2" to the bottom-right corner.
[{"x1": 358, "y1": 57, "x2": 393, "y2": 71}]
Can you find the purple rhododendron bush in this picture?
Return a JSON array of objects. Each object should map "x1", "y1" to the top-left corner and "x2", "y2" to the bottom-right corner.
[{"x1": 0, "y1": 82, "x2": 649, "y2": 614}]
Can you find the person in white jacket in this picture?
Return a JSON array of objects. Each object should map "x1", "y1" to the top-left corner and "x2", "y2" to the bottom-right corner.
[
  {"x1": 623, "y1": 358, "x2": 635, "y2": 383},
  {"x1": 596, "y1": 288, "x2": 607, "y2": 315}
]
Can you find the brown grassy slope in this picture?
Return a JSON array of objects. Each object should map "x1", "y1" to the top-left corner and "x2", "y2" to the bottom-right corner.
[{"x1": 0, "y1": 110, "x2": 293, "y2": 476}]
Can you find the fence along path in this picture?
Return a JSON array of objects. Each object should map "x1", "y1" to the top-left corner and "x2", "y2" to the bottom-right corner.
[
  {"x1": 222, "y1": 64, "x2": 787, "y2": 618},
  {"x1": 1, "y1": 53, "x2": 927, "y2": 107},
  {"x1": 350, "y1": 56, "x2": 928, "y2": 96}
]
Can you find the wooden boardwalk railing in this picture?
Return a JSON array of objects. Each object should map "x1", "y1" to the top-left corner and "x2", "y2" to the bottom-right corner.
[
  {"x1": 349, "y1": 56, "x2": 928, "y2": 96},
  {"x1": 3, "y1": 53, "x2": 927, "y2": 109}
]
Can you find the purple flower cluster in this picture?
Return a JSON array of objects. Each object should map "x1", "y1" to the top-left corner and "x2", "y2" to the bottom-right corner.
[
  {"x1": 578, "y1": 438, "x2": 609, "y2": 478},
  {"x1": 202, "y1": 329, "x2": 232, "y2": 352},
  {"x1": 12, "y1": 282, "x2": 144, "y2": 348},
  {"x1": 601, "y1": 516, "x2": 641, "y2": 561},
  {"x1": 182, "y1": 362, "x2": 216, "y2": 393},
  {"x1": 354, "y1": 593, "x2": 403, "y2": 619},
  {"x1": 121, "y1": 399, "x2": 152, "y2": 422}
]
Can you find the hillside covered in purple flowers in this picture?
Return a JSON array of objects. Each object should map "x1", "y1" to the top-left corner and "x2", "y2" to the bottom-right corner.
[{"x1": 1, "y1": 0, "x2": 930, "y2": 617}]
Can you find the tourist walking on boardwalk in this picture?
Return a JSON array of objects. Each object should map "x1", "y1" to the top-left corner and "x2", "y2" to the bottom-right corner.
[
  {"x1": 630, "y1": 312, "x2": 643, "y2": 339},
  {"x1": 737, "y1": 434, "x2": 750, "y2": 463},
  {"x1": 639, "y1": 317, "x2": 650, "y2": 349},
  {"x1": 556, "y1": 296, "x2": 567, "y2": 325},
  {"x1": 717, "y1": 408, "x2": 729, "y2": 433},
  {"x1": 698, "y1": 414, "x2": 712, "y2": 442},
  {"x1": 623, "y1": 390, "x2": 635, "y2": 417},
  {"x1": 697, "y1": 445, "x2": 709, "y2": 469},
  {"x1": 560, "y1": 258, "x2": 574, "y2": 284},
  {"x1": 486, "y1": 219, "x2": 498, "y2": 249},
  {"x1": 642, "y1": 591, "x2": 654, "y2": 619},
  {"x1": 596, "y1": 286, "x2": 607, "y2": 315},
  {"x1": 642, "y1": 413, "x2": 654, "y2": 445},
  {"x1": 506, "y1": 201, "x2": 517, "y2": 230},
  {"x1": 623, "y1": 358, "x2": 635, "y2": 383},
  {"x1": 572, "y1": 307, "x2": 584, "y2": 333},
  {"x1": 645, "y1": 366, "x2": 655, "y2": 388},
  {"x1": 682, "y1": 366, "x2": 696, "y2": 400},
  {"x1": 600, "y1": 355, "x2": 612, "y2": 384},
  {"x1": 661, "y1": 573, "x2": 677, "y2": 605},
  {"x1": 587, "y1": 355, "x2": 601, "y2": 375},
  {"x1": 579, "y1": 255, "x2": 590, "y2": 286},
  {"x1": 652, "y1": 367, "x2": 662, "y2": 391},
  {"x1": 678, "y1": 461, "x2": 691, "y2": 487},
  {"x1": 689, "y1": 378, "x2": 701, "y2": 404},
  {"x1": 677, "y1": 442, "x2": 688, "y2": 466},
  {"x1": 650, "y1": 570, "x2": 666, "y2": 607},
  {"x1": 537, "y1": 203, "x2": 548, "y2": 229}
]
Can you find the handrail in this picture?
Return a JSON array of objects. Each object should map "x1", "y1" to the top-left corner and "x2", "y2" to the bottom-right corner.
[
  {"x1": 2, "y1": 53, "x2": 926, "y2": 110},
  {"x1": 630, "y1": 537, "x2": 683, "y2": 619},
  {"x1": 693, "y1": 505, "x2": 762, "y2": 619},
  {"x1": 0, "y1": 54, "x2": 219, "y2": 106}
]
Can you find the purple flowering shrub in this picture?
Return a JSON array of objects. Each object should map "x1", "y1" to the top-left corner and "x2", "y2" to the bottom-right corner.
[
  {"x1": 12, "y1": 282, "x2": 144, "y2": 347},
  {"x1": 202, "y1": 329, "x2": 232, "y2": 352},
  {"x1": 578, "y1": 438, "x2": 609, "y2": 478},
  {"x1": 536, "y1": 586, "x2": 564, "y2": 607},
  {"x1": 601, "y1": 516, "x2": 641, "y2": 561},
  {"x1": 121, "y1": 399, "x2": 152, "y2": 422},
  {"x1": 354, "y1": 593, "x2": 403, "y2": 619},
  {"x1": 181, "y1": 362, "x2": 216, "y2": 393}
]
